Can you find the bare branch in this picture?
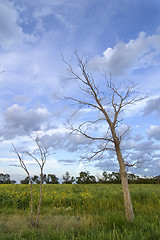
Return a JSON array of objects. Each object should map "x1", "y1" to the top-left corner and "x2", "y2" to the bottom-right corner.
[
  {"x1": 64, "y1": 96, "x2": 101, "y2": 110},
  {"x1": 67, "y1": 120, "x2": 114, "y2": 143},
  {"x1": 11, "y1": 142, "x2": 31, "y2": 178},
  {"x1": 119, "y1": 126, "x2": 130, "y2": 141}
]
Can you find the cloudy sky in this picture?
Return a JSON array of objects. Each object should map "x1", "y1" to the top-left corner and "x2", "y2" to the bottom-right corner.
[{"x1": 0, "y1": 0, "x2": 160, "y2": 182}]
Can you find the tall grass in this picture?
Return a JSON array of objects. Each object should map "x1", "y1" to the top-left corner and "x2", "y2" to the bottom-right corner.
[{"x1": 0, "y1": 184, "x2": 160, "y2": 239}]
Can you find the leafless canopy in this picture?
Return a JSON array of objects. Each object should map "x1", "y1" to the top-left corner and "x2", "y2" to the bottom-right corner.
[
  {"x1": 64, "y1": 53, "x2": 145, "y2": 161},
  {"x1": 64, "y1": 53, "x2": 147, "y2": 221},
  {"x1": 12, "y1": 133, "x2": 51, "y2": 227}
]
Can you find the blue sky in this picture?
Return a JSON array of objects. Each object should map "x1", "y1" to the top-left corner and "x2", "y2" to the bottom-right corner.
[{"x1": 0, "y1": 0, "x2": 160, "y2": 182}]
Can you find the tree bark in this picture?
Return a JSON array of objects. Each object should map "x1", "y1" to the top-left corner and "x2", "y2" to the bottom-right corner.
[
  {"x1": 35, "y1": 170, "x2": 43, "y2": 226},
  {"x1": 29, "y1": 180, "x2": 34, "y2": 226},
  {"x1": 115, "y1": 145, "x2": 134, "y2": 221}
]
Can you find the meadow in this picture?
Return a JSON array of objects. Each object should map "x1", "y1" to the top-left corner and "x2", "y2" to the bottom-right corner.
[{"x1": 0, "y1": 184, "x2": 160, "y2": 240}]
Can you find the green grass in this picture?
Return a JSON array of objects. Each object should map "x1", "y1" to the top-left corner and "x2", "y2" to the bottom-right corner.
[{"x1": 0, "y1": 184, "x2": 160, "y2": 239}]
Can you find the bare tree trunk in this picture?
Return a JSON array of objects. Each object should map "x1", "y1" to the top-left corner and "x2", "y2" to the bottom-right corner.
[
  {"x1": 116, "y1": 146, "x2": 134, "y2": 221},
  {"x1": 30, "y1": 181, "x2": 34, "y2": 226},
  {"x1": 35, "y1": 171, "x2": 43, "y2": 226}
]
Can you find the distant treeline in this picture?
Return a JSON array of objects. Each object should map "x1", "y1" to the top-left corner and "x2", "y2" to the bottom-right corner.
[{"x1": 1, "y1": 171, "x2": 160, "y2": 184}]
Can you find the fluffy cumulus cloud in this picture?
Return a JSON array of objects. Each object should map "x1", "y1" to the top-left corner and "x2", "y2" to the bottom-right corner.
[
  {"x1": 129, "y1": 157, "x2": 160, "y2": 177},
  {"x1": 0, "y1": 104, "x2": 51, "y2": 139},
  {"x1": 0, "y1": 0, "x2": 35, "y2": 49},
  {"x1": 147, "y1": 125, "x2": 160, "y2": 141},
  {"x1": 93, "y1": 138, "x2": 160, "y2": 176},
  {"x1": 40, "y1": 132, "x2": 90, "y2": 152},
  {"x1": 89, "y1": 32, "x2": 160, "y2": 75},
  {"x1": 143, "y1": 97, "x2": 160, "y2": 116}
]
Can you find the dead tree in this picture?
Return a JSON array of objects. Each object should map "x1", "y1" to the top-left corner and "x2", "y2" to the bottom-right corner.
[
  {"x1": 12, "y1": 134, "x2": 50, "y2": 226},
  {"x1": 64, "y1": 53, "x2": 145, "y2": 221},
  {"x1": 12, "y1": 142, "x2": 34, "y2": 226}
]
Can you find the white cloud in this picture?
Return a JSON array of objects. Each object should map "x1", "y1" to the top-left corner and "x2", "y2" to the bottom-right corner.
[
  {"x1": 13, "y1": 95, "x2": 31, "y2": 104},
  {"x1": 0, "y1": 0, "x2": 36, "y2": 49},
  {"x1": 147, "y1": 125, "x2": 160, "y2": 141},
  {"x1": 95, "y1": 159, "x2": 119, "y2": 172},
  {"x1": 33, "y1": 6, "x2": 53, "y2": 18},
  {"x1": 143, "y1": 97, "x2": 160, "y2": 116},
  {"x1": 40, "y1": 131, "x2": 90, "y2": 152},
  {"x1": 0, "y1": 104, "x2": 51, "y2": 139},
  {"x1": 0, "y1": 157, "x2": 18, "y2": 163},
  {"x1": 0, "y1": 41, "x2": 63, "y2": 105},
  {"x1": 31, "y1": 0, "x2": 76, "y2": 34},
  {"x1": 122, "y1": 138, "x2": 160, "y2": 152},
  {"x1": 89, "y1": 32, "x2": 160, "y2": 75}
]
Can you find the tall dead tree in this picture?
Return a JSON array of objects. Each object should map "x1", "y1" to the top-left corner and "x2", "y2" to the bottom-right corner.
[
  {"x1": 64, "y1": 53, "x2": 145, "y2": 221},
  {"x1": 12, "y1": 134, "x2": 50, "y2": 226}
]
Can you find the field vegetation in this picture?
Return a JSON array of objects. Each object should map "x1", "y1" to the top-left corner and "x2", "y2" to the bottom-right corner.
[{"x1": 0, "y1": 184, "x2": 160, "y2": 239}]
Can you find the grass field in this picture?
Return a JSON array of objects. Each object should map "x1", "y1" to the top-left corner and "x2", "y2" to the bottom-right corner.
[{"x1": 0, "y1": 184, "x2": 160, "y2": 239}]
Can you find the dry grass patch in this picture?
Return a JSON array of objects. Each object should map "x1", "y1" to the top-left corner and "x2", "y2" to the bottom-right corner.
[
  {"x1": 0, "y1": 213, "x2": 95, "y2": 235},
  {"x1": 39, "y1": 214, "x2": 95, "y2": 231},
  {"x1": 0, "y1": 214, "x2": 29, "y2": 234}
]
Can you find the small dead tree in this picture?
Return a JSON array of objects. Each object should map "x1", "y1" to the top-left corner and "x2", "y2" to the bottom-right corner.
[
  {"x1": 12, "y1": 134, "x2": 50, "y2": 227},
  {"x1": 12, "y1": 142, "x2": 34, "y2": 225},
  {"x1": 64, "y1": 53, "x2": 145, "y2": 221}
]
